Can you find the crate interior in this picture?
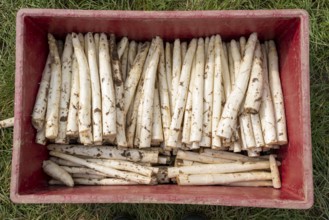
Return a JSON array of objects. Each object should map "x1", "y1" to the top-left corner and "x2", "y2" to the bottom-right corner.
[{"x1": 14, "y1": 11, "x2": 309, "y2": 206}]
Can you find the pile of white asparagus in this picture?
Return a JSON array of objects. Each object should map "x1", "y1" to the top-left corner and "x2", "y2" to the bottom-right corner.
[
  {"x1": 44, "y1": 144, "x2": 281, "y2": 188},
  {"x1": 31, "y1": 32, "x2": 287, "y2": 188}
]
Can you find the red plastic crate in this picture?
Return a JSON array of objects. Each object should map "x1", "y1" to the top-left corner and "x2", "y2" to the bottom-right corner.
[{"x1": 11, "y1": 9, "x2": 312, "y2": 208}]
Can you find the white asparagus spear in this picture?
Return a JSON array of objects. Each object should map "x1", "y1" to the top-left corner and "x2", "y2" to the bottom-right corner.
[
  {"x1": 239, "y1": 36, "x2": 246, "y2": 57},
  {"x1": 268, "y1": 41, "x2": 287, "y2": 145},
  {"x1": 48, "y1": 178, "x2": 135, "y2": 185},
  {"x1": 43, "y1": 160, "x2": 74, "y2": 187},
  {"x1": 165, "y1": 42, "x2": 173, "y2": 108},
  {"x1": 167, "y1": 39, "x2": 197, "y2": 148},
  {"x1": 202, "y1": 149, "x2": 262, "y2": 162},
  {"x1": 157, "y1": 41, "x2": 171, "y2": 147},
  {"x1": 227, "y1": 42, "x2": 235, "y2": 88},
  {"x1": 200, "y1": 36, "x2": 215, "y2": 147},
  {"x1": 71, "y1": 33, "x2": 92, "y2": 144},
  {"x1": 151, "y1": 83, "x2": 164, "y2": 143},
  {"x1": 50, "y1": 156, "x2": 81, "y2": 167},
  {"x1": 182, "y1": 55, "x2": 196, "y2": 144},
  {"x1": 135, "y1": 84, "x2": 148, "y2": 146},
  {"x1": 177, "y1": 172, "x2": 272, "y2": 185},
  {"x1": 176, "y1": 150, "x2": 234, "y2": 164},
  {"x1": 205, "y1": 151, "x2": 280, "y2": 166},
  {"x1": 239, "y1": 113, "x2": 256, "y2": 148},
  {"x1": 47, "y1": 144, "x2": 159, "y2": 163},
  {"x1": 61, "y1": 166, "x2": 106, "y2": 176},
  {"x1": 126, "y1": 74, "x2": 143, "y2": 147},
  {"x1": 221, "y1": 41, "x2": 231, "y2": 100},
  {"x1": 55, "y1": 34, "x2": 73, "y2": 144},
  {"x1": 190, "y1": 38, "x2": 205, "y2": 143},
  {"x1": 188, "y1": 153, "x2": 272, "y2": 166},
  {"x1": 86, "y1": 32, "x2": 103, "y2": 145},
  {"x1": 32, "y1": 53, "x2": 51, "y2": 130},
  {"x1": 250, "y1": 113, "x2": 265, "y2": 148},
  {"x1": 66, "y1": 53, "x2": 79, "y2": 138},
  {"x1": 121, "y1": 46, "x2": 129, "y2": 81},
  {"x1": 212, "y1": 35, "x2": 223, "y2": 148},
  {"x1": 35, "y1": 126, "x2": 46, "y2": 145},
  {"x1": 45, "y1": 34, "x2": 62, "y2": 139},
  {"x1": 109, "y1": 34, "x2": 127, "y2": 147},
  {"x1": 230, "y1": 40, "x2": 241, "y2": 84},
  {"x1": 240, "y1": 122, "x2": 247, "y2": 150},
  {"x1": 269, "y1": 154, "x2": 281, "y2": 188},
  {"x1": 171, "y1": 39, "x2": 181, "y2": 113},
  {"x1": 220, "y1": 68, "x2": 226, "y2": 105},
  {"x1": 87, "y1": 159, "x2": 153, "y2": 177},
  {"x1": 244, "y1": 42, "x2": 263, "y2": 113},
  {"x1": 48, "y1": 178, "x2": 121, "y2": 186},
  {"x1": 0, "y1": 117, "x2": 14, "y2": 128},
  {"x1": 124, "y1": 42, "x2": 150, "y2": 114},
  {"x1": 217, "y1": 33, "x2": 258, "y2": 139},
  {"x1": 168, "y1": 160, "x2": 273, "y2": 178},
  {"x1": 259, "y1": 44, "x2": 277, "y2": 145},
  {"x1": 49, "y1": 151, "x2": 151, "y2": 184},
  {"x1": 139, "y1": 38, "x2": 162, "y2": 148},
  {"x1": 94, "y1": 33, "x2": 100, "y2": 64},
  {"x1": 134, "y1": 38, "x2": 156, "y2": 146},
  {"x1": 181, "y1": 41, "x2": 187, "y2": 62},
  {"x1": 117, "y1": 37, "x2": 129, "y2": 59},
  {"x1": 127, "y1": 41, "x2": 138, "y2": 76},
  {"x1": 74, "y1": 178, "x2": 136, "y2": 185},
  {"x1": 98, "y1": 33, "x2": 117, "y2": 139}
]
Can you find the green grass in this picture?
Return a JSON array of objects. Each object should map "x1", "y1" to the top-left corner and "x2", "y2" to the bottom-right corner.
[{"x1": 0, "y1": 0, "x2": 328, "y2": 219}]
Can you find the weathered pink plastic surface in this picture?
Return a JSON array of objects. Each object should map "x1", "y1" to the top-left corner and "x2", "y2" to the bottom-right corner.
[{"x1": 11, "y1": 9, "x2": 312, "y2": 208}]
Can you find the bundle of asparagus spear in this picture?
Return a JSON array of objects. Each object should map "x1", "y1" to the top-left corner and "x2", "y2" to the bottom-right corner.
[{"x1": 32, "y1": 32, "x2": 286, "y2": 188}]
